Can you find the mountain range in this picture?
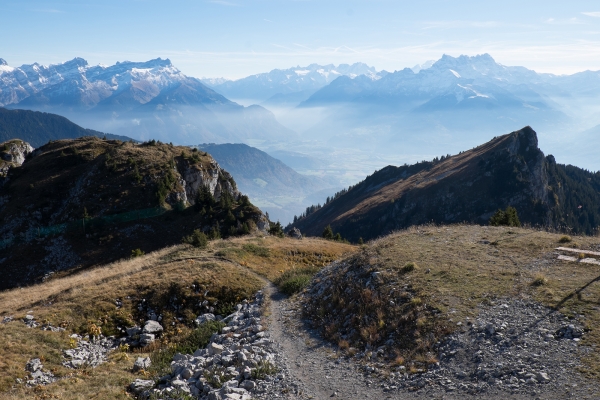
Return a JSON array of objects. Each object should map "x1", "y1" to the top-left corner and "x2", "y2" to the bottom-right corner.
[
  {"x1": 206, "y1": 63, "x2": 383, "y2": 106},
  {"x1": 0, "y1": 57, "x2": 294, "y2": 145},
  {"x1": 291, "y1": 126, "x2": 600, "y2": 241}
]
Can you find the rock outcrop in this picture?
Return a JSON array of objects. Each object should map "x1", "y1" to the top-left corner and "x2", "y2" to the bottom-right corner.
[{"x1": 0, "y1": 139, "x2": 33, "y2": 183}]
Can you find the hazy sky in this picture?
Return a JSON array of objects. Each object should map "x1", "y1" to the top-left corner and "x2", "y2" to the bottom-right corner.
[{"x1": 3, "y1": 0, "x2": 600, "y2": 79}]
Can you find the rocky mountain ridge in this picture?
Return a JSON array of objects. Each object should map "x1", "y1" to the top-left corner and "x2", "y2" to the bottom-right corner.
[
  {"x1": 291, "y1": 126, "x2": 600, "y2": 240},
  {"x1": 0, "y1": 139, "x2": 33, "y2": 181},
  {"x1": 0, "y1": 136, "x2": 268, "y2": 289}
]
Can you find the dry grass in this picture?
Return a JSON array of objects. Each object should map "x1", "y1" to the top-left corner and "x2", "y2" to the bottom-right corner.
[
  {"x1": 0, "y1": 234, "x2": 356, "y2": 398},
  {"x1": 305, "y1": 224, "x2": 600, "y2": 376},
  {"x1": 210, "y1": 235, "x2": 356, "y2": 281},
  {"x1": 0, "y1": 241, "x2": 262, "y2": 398}
]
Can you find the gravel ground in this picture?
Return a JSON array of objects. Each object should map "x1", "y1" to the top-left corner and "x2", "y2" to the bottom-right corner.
[{"x1": 264, "y1": 287, "x2": 600, "y2": 399}]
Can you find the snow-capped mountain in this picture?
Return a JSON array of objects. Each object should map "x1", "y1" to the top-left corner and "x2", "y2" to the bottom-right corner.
[
  {"x1": 211, "y1": 62, "x2": 383, "y2": 104},
  {"x1": 0, "y1": 57, "x2": 294, "y2": 144},
  {"x1": 292, "y1": 54, "x2": 600, "y2": 162}
]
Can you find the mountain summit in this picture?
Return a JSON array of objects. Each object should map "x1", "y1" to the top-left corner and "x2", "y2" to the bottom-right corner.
[{"x1": 291, "y1": 126, "x2": 600, "y2": 240}]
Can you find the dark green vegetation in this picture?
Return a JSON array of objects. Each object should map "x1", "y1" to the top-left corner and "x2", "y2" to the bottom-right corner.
[
  {"x1": 0, "y1": 136, "x2": 265, "y2": 290},
  {"x1": 489, "y1": 206, "x2": 522, "y2": 227},
  {"x1": 273, "y1": 266, "x2": 319, "y2": 295},
  {"x1": 150, "y1": 321, "x2": 225, "y2": 376},
  {"x1": 0, "y1": 107, "x2": 131, "y2": 147},
  {"x1": 291, "y1": 127, "x2": 600, "y2": 241}
]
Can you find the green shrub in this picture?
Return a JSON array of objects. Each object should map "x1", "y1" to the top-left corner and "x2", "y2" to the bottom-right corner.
[
  {"x1": 558, "y1": 235, "x2": 572, "y2": 243},
  {"x1": 322, "y1": 225, "x2": 334, "y2": 240},
  {"x1": 131, "y1": 248, "x2": 145, "y2": 258},
  {"x1": 280, "y1": 274, "x2": 312, "y2": 295},
  {"x1": 183, "y1": 229, "x2": 208, "y2": 249},
  {"x1": 402, "y1": 262, "x2": 417, "y2": 273},
  {"x1": 242, "y1": 244, "x2": 270, "y2": 257},
  {"x1": 275, "y1": 267, "x2": 319, "y2": 296},
  {"x1": 489, "y1": 206, "x2": 521, "y2": 227},
  {"x1": 268, "y1": 221, "x2": 284, "y2": 237}
]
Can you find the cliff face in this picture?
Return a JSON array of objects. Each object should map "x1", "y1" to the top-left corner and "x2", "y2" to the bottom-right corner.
[
  {"x1": 292, "y1": 127, "x2": 598, "y2": 240},
  {"x1": 0, "y1": 139, "x2": 34, "y2": 181},
  {"x1": 0, "y1": 137, "x2": 266, "y2": 289}
]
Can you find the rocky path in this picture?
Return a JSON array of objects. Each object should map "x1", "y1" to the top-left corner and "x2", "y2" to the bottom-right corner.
[
  {"x1": 265, "y1": 284, "x2": 391, "y2": 399},
  {"x1": 264, "y1": 283, "x2": 600, "y2": 400}
]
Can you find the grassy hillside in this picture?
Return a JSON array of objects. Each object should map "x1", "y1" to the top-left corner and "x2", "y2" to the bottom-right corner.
[
  {"x1": 0, "y1": 136, "x2": 265, "y2": 289},
  {"x1": 0, "y1": 235, "x2": 355, "y2": 398},
  {"x1": 303, "y1": 225, "x2": 600, "y2": 378}
]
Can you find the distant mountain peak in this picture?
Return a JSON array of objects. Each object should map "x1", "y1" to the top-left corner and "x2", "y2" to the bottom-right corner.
[{"x1": 0, "y1": 58, "x2": 7, "y2": 66}]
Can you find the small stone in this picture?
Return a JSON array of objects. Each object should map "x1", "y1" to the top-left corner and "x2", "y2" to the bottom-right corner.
[
  {"x1": 241, "y1": 380, "x2": 256, "y2": 390},
  {"x1": 208, "y1": 342, "x2": 224, "y2": 355}
]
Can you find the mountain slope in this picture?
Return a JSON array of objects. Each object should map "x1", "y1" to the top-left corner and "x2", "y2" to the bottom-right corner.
[
  {"x1": 0, "y1": 58, "x2": 295, "y2": 144},
  {"x1": 291, "y1": 126, "x2": 600, "y2": 240},
  {"x1": 0, "y1": 137, "x2": 268, "y2": 289},
  {"x1": 198, "y1": 143, "x2": 333, "y2": 223},
  {"x1": 0, "y1": 108, "x2": 131, "y2": 147}
]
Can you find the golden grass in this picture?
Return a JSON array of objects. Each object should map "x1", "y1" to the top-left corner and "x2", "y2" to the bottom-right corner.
[
  {"x1": 0, "y1": 234, "x2": 356, "y2": 398},
  {"x1": 209, "y1": 235, "x2": 357, "y2": 281},
  {"x1": 344, "y1": 224, "x2": 600, "y2": 377}
]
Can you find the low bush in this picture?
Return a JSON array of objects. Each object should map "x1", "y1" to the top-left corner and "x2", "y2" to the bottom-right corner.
[
  {"x1": 558, "y1": 235, "x2": 572, "y2": 243},
  {"x1": 402, "y1": 262, "x2": 417, "y2": 273},
  {"x1": 489, "y1": 206, "x2": 521, "y2": 227},
  {"x1": 183, "y1": 229, "x2": 208, "y2": 249},
  {"x1": 131, "y1": 248, "x2": 145, "y2": 258},
  {"x1": 274, "y1": 266, "x2": 319, "y2": 295}
]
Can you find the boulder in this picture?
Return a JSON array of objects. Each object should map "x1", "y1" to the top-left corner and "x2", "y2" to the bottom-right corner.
[
  {"x1": 143, "y1": 320, "x2": 163, "y2": 334},
  {"x1": 287, "y1": 227, "x2": 302, "y2": 240},
  {"x1": 195, "y1": 313, "x2": 216, "y2": 325},
  {"x1": 132, "y1": 357, "x2": 151, "y2": 372},
  {"x1": 140, "y1": 333, "x2": 155, "y2": 346},
  {"x1": 130, "y1": 379, "x2": 155, "y2": 394}
]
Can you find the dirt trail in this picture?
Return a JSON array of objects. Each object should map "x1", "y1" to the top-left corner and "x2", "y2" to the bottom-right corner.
[{"x1": 264, "y1": 283, "x2": 393, "y2": 400}]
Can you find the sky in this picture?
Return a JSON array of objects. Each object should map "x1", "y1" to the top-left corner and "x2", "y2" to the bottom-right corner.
[{"x1": 2, "y1": 0, "x2": 600, "y2": 79}]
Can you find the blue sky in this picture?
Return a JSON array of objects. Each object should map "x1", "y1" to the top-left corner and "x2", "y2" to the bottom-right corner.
[{"x1": 2, "y1": 0, "x2": 600, "y2": 78}]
